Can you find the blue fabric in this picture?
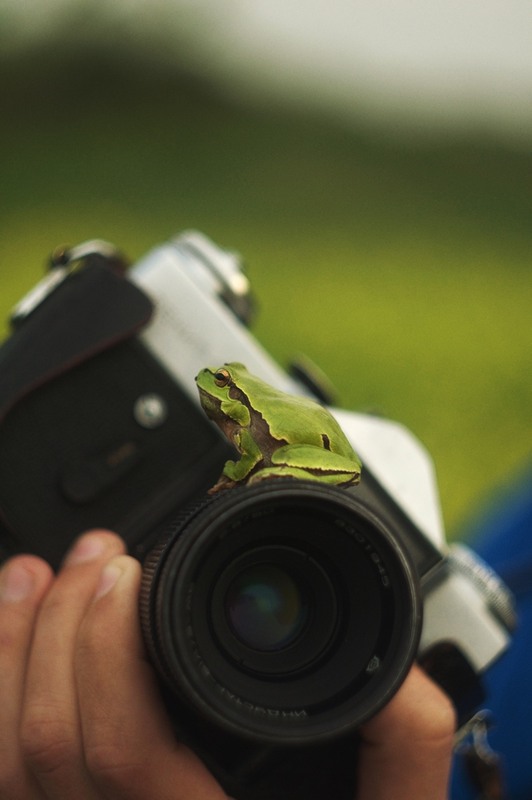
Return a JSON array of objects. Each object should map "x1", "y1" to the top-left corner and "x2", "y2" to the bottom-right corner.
[{"x1": 451, "y1": 466, "x2": 532, "y2": 799}]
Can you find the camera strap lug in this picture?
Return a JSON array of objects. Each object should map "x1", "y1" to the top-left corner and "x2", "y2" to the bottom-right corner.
[
  {"x1": 50, "y1": 239, "x2": 128, "y2": 272},
  {"x1": 11, "y1": 240, "x2": 129, "y2": 327},
  {"x1": 454, "y1": 710, "x2": 508, "y2": 800}
]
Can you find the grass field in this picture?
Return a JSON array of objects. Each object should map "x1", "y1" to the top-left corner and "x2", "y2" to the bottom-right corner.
[{"x1": 1, "y1": 46, "x2": 530, "y2": 537}]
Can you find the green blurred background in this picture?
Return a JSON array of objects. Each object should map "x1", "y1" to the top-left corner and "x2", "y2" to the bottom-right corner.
[{"x1": 1, "y1": 2, "x2": 531, "y2": 539}]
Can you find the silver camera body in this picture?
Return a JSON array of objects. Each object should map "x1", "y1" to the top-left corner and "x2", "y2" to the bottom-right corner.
[{"x1": 128, "y1": 231, "x2": 514, "y2": 694}]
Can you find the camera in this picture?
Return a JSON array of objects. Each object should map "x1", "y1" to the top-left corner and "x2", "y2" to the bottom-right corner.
[{"x1": 0, "y1": 232, "x2": 515, "y2": 799}]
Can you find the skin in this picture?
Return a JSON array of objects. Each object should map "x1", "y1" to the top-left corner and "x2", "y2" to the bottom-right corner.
[
  {"x1": 196, "y1": 363, "x2": 361, "y2": 491},
  {"x1": 0, "y1": 530, "x2": 456, "y2": 800}
]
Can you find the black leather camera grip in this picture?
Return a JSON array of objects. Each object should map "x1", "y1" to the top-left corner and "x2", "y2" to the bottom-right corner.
[{"x1": 0, "y1": 262, "x2": 154, "y2": 424}]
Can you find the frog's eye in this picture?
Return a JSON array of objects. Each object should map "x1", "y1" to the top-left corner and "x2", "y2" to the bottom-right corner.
[{"x1": 214, "y1": 368, "x2": 231, "y2": 387}]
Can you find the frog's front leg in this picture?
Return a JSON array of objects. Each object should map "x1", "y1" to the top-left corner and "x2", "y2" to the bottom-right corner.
[{"x1": 210, "y1": 429, "x2": 263, "y2": 493}]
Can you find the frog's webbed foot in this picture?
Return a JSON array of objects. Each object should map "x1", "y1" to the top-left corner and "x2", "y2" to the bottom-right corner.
[{"x1": 208, "y1": 474, "x2": 239, "y2": 494}]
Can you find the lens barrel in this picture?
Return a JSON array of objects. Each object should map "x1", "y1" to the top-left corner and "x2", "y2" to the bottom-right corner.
[{"x1": 141, "y1": 480, "x2": 421, "y2": 745}]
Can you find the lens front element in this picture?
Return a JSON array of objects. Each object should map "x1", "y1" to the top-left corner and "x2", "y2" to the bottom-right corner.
[
  {"x1": 226, "y1": 564, "x2": 308, "y2": 652},
  {"x1": 210, "y1": 542, "x2": 339, "y2": 677}
]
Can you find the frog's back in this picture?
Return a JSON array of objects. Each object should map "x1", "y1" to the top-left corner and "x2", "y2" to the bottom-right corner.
[{"x1": 249, "y1": 380, "x2": 355, "y2": 458}]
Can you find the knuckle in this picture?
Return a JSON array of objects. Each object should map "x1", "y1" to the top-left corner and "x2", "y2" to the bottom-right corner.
[
  {"x1": 77, "y1": 610, "x2": 108, "y2": 651},
  {"x1": 85, "y1": 742, "x2": 144, "y2": 791},
  {"x1": 408, "y1": 686, "x2": 458, "y2": 752},
  {"x1": 20, "y1": 707, "x2": 78, "y2": 776},
  {"x1": 425, "y1": 691, "x2": 457, "y2": 746},
  {"x1": 0, "y1": 604, "x2": 38, "y2": 651},
  {"x1": 37, "y1": 590, "x2": 72, "y2": 623}
]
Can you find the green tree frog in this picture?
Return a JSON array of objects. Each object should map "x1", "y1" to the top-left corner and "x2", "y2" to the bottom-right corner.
[{"x1": 195, "y1": 362, "x2": 362, "y2": 493}]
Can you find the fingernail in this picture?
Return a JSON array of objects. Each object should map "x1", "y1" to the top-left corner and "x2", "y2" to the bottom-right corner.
[
  {"x1": 0, "y1": 561, "x2": 36, "y2": 603},
  {"x1": 64, "y1": 534, "x2": 107, "y2": 567},
  {"x1": 94, "y1": 563, "x2": 122, "y2": 601}
]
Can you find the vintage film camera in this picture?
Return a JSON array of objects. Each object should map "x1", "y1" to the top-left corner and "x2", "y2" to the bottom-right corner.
[{"x1": 0, "y1": 232, "x2": 515, "y2": 799}]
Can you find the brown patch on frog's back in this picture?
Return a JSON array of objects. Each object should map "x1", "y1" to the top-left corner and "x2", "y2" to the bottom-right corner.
[{"x1": 229, "y1": 383, "x2": 288, "y2": 465}]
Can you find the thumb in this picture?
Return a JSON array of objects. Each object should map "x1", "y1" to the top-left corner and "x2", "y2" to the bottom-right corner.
[{"x1": 356, "y1": 664, "x2": 456, "y2": 800}]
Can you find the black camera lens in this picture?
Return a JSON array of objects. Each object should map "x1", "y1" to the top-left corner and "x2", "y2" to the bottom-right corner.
[
  {"x1": 208, "y1": 540, "x2": 338, "y2": 677},
  {"x1": 225, "y1": 563, "x2": 307, "y2": 652},
  {"x1": 141, "y1": 480, "x2": 421, "y2": 745}
]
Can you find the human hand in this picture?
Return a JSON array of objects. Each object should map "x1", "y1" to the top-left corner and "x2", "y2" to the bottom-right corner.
[
  {"x1": 0, "y1": 530, "x2": 456, "y2": 800},
  {"x1": 0, "y1": 531, "x2": 229, "y2": 800}
]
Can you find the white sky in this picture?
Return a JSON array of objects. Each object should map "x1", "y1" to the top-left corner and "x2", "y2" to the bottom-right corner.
[{"x1": 2, "y1": 0, "x2": 532, "y2": 140}]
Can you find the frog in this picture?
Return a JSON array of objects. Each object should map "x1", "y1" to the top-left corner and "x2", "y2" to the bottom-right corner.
[{"x1": 195, "y1": 362, "x2": 361, "y2": 493}]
